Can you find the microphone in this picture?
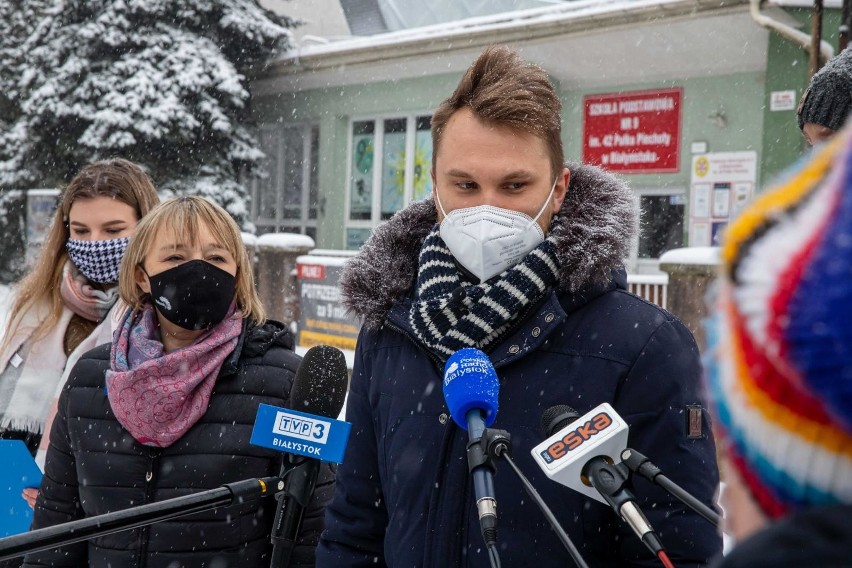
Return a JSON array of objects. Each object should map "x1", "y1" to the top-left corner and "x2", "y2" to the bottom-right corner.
[
  {"x1": 252, "y1": 344, "x2": 349, "y2": 568},
  {"x1": 0, "y1": 345, "x2": 350, "y2": 565},
  {"x1": 533, "y1": 403, "x2": 628, "y2": 503},
  {"x1": 441, "y1": 348, "x2": 500, "y2": 559},
  {"x1": 531, "y1": 404, "x2": 669, "y2": 563},
  {"x1": 620, "y1": 447, "x2": 721, "y2": 527}
]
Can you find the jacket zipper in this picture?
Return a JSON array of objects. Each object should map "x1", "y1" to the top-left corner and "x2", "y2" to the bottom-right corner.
[
  {"x1": 386, "y1": 294, "x2": 551, "y2": 566},
  {"x1": 136, "y1": 449, "x2": 161, "y2": 566},
  {"x1": 490, "y1": 300, "x2": 541, "y2": 367}
]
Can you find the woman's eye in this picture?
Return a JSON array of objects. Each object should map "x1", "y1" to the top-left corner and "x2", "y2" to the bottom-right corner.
[
  {"x1": 107, "y1": 228, "x2": 125, "y2": 235},
  {"x1": 164, "y1": 255, "x2": 183, "y2": 262},
  {"x1": 208, "y1": 255, "x2": 226, "y2": 263},
  {"x1": 72, "y1": 229, "x2": 89, "y2": 237}
]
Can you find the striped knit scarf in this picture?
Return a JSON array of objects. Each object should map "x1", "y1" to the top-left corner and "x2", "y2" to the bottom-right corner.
[{"x1": 409, "y1": 224, "x2": 561, "y2": 362}]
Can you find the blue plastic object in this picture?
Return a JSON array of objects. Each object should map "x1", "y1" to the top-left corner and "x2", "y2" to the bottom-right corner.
[
  {"x1": 442, "y1": 348, "x2": 499, "y2": 430},
  {"x1": 0, "y1": 440, "x2": 43, "y2": 537}
]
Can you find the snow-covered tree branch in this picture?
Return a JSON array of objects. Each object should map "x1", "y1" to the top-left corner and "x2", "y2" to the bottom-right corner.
[{"x1": 0, "y1": 0, "x2": 295, "y2": 230}]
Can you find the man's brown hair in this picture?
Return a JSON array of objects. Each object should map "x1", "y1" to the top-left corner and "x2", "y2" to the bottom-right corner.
[{"x1": 431, "y1": 45, "x2": 564, "y2": 179}]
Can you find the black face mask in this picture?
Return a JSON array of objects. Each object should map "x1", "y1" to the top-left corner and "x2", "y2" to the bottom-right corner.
[{"x1": 146, "y1": 260, "x2": 236, "y2": 331}]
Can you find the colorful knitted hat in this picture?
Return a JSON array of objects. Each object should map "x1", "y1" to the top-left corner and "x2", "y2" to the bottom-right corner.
[
  {"x1": 706, "y1": 126, "x2": 852, "y2": 519},
  {"x1": 797, "y1": 47, "x2": 852, "y2": 132}
]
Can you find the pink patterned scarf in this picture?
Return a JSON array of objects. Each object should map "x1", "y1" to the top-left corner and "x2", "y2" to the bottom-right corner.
[{"x1": 105, "y1": 302, "x2": 243, "y2": 448}]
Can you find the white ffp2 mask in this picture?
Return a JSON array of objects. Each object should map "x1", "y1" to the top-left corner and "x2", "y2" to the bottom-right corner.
[{"x1": 436, "y1": 179, "x2": 557, "y2": 282}]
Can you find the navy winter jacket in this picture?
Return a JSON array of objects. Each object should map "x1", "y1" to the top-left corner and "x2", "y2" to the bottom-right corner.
[
  {"x1": 318, "y1": 164, "x2": 722, "y2": 567},
  {"x1": 23, "y1": 320, "x2": 333, "y2": 568}
]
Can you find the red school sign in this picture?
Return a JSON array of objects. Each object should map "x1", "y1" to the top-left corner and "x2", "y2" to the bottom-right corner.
[{"x1": 582, "y1": 88, "x2": 682, "y2": 174}]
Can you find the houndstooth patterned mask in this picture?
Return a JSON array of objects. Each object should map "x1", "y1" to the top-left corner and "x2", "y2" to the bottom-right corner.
[{"x1": 66, "y1": 237, "x2": 130, "y2": 284}]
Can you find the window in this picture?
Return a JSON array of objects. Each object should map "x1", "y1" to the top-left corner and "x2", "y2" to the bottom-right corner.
[
  {"x1": 251, "y1": 123, "x2": 320, "y2": 239},
  {"x1": 639, "y1": 193, "x2": 685, "y2": 258},
  {"x1": 346, "y1": 114, "x2": 433, "y2": 249},
  {"x1": 631, "y1": 189, "x2": 686, "y2": 273}
]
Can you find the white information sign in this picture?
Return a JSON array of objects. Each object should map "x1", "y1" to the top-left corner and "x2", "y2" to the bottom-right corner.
[
  {"x1": 689, "y1": 152, "x2": 757, "y2": 247},
  {"x1": 770, "y1": 90, "x2": 797, "y2": 112}
]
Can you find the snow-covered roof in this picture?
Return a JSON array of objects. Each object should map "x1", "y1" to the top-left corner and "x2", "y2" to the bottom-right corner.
[
  {"x1": 255, "y1": 0, "x2": 766, "y2": 95},
  {"x1": 22, "y1": 188, "x2": 60, "y2": 197},
  {"x1": 308, "y1": 248, "x2": 359, "y2": 257},
  {"x1": 256, "y1": 233, "x2": 316, "y2": 250},
  {"x1": 271, "y1": 0, "x2": 749, "y2": 66},
  {"x1": 659, "y1": 247, "x2": 721, "y2": 266},
  {"x1": 296, "y1": 253, "x2": 353, "y2": 267}
]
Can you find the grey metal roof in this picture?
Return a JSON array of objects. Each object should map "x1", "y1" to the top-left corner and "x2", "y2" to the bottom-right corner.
[{"x1": 341, "y1": 0, "x2": 571, "y2": 35}]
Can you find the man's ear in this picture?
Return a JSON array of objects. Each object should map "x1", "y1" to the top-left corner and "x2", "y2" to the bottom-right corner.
[
  {"x1": 552, "y1": 167, "x2": 570, "y2": 212},
  {"x1": 135, "y1": 264, "x2": 151, "y2": 295}
]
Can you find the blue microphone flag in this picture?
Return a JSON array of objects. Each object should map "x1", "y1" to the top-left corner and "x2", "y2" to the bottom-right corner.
[
  {"x1": 442, "y1": 348, "x2": 499, "y2": 430},
  {"x1": 251, "y1": 404, "x2": 351, "y2": 464}
]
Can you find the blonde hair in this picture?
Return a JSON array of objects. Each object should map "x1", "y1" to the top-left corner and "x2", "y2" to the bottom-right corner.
[
  {"x1": 119, "y1": 196, "x2": 266, "y2": 325},
  {"x1": 2, "y1": 159, "x2": 159, "y2": 352}
]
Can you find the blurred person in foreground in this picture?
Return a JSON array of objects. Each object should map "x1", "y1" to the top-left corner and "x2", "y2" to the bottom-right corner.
[
  {"x1": 798, "y1": 47, "x2": 852, "y2": 145},
  {"x1": 0, "y1": 159, "x2": 159, "y2": 507},
  {"x1": 706, "y1": 121, "x2": 852, "y2": 567},
  {"x1": 23, "y1": 196, "x2": 333, "y2": 567},
  {"x1": 319, "y1": 46, "x2": 721, "y2": 567}
]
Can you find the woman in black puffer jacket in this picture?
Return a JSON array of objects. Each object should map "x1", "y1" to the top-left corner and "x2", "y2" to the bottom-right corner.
[{"x1": 24, "y1": 197, "x2": 333, "y2": 568}]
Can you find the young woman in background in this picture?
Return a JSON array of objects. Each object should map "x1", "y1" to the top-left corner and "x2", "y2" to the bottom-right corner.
[{"x1": 0, "y1": 159, "x2": 159, "y2": 460}]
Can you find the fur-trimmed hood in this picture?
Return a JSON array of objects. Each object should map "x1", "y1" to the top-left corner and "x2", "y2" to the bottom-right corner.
[{"x1": 340, "y1": 162, "x2": 637, "y2": 329}]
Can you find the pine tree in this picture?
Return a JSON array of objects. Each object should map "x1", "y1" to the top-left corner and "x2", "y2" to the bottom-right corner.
[
  {"x1": 0, "y1": 1, "x2": 55, "y2": 281},
  {"x1": 0, "y1": 0, "x2": 294, "y2": 229}
]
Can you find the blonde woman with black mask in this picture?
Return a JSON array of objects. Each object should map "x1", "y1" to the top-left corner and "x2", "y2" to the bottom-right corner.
[{"x1": 25, "y1": 196, "x2": 333, "y2": 567}]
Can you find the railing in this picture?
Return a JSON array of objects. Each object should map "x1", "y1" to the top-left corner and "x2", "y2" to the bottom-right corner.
[{"x1": 626, "y1": 274, "x2": 668, "y2": 309}]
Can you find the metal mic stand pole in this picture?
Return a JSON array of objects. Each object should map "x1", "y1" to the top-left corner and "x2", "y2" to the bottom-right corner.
[
  {"x1": 480, "y1": 429, "x2": 590, "y2": 568},
  {"x1": 621, "y1": 448, "x2": 721, "y2": 527},
  {"x1": 0, "y1": 477, "x2": 277, "y2": 562}
]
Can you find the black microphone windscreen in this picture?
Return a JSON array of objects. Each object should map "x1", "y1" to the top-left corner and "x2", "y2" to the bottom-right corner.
[
  {"x1": 290, "y1": 345, "x2": 348, "y2": 418},
  {"x1": 541, "y1": 405, "x2": 581, "y2": 438}
]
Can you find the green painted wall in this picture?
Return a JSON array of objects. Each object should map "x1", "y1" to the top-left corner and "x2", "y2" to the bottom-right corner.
[
  {"x1": 254, "y1": 73, "x2": 461, "y2": 248},
  {"x1": 256, "y1": 68, "x2": 770, "y2": 250},
  {"x1": 251, "y1": 6, "x2": 852, "y2": 254},
  {"x1": 559, "y1": 72, "x2": 766, "y2": 251},
  {"x1": 562, "y1": 72, "x2": 766, "y2": 193},
  {"x1": 254, "y1": 7, "x2": 848, "y2": 251}
]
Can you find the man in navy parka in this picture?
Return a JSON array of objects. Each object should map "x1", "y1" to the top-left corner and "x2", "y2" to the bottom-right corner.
[{"x1": 318, "y1": 46, "x2": 722, "y2": 567}]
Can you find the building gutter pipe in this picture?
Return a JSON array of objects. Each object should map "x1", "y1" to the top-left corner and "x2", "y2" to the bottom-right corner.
[{"x1": 751, "y1": 0, "x2": 834, "y2": 63}]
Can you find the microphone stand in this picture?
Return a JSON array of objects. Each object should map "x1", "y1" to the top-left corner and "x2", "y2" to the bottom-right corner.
[
  {"x1": 621, "y1": 448, "x2": 721, "y2": 528},
  {"x1": 269, "y1": 455, "x2": 320, "y2": 568},
  {"x1": 466, "y1": 423, "x2": 501, "y2": 568},
  {"x1": 585, "y1": 460, "x2": 668, "y2": 560},
  {"x1": 0, "y1": 477, "x2": 277, "y2": 562},
  {"x1": 479, "y1": 428, "x2": 590, "y2": 568}
]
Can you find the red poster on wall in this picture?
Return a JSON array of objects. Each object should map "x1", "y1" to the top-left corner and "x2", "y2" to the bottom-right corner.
[{"x1": 582, "y1": 88, "x2": 682, "y2": 174}]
